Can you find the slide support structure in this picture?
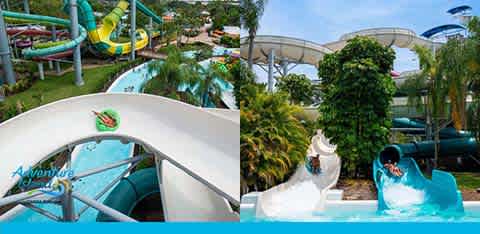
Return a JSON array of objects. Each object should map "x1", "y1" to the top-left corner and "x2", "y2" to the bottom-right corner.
[
  {"x1": 37, "y1": 63, "x2": 44, "y2": 80},
  {"x1": 52, "y1": 25, "x2": 62, "y2": 74},
  {"x1": 0, "y1": 4, "x2": 15, "y2": 85},
  {"x1": 130, "y1": 0, "x2": 136, "y2": 61},
  {"x1": 69, "y1": 0, "x2": 83, "y2": 86},
  {"x1": 268, "y1": 48, "x2": 275, "y2": 92},
  {"x1": 61, "y1": 180, "x2": 75, "y2": 221},
  {"x1": 281, "y1": 59, "x2": 288, "y2": 77},
  {"x1": 148, "y1": 17, "x2": 153, "y2": 49},
  {"x1": 23, "y1": 0, "x2": 29, "y2": 14},
  {"x1": 3, "y1": 0, "x2": 9, "y2": 11}
]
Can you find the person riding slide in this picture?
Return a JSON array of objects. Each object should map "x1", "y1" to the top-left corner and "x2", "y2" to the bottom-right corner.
[
  {"x1": 309, "y1": 154, "x2": 322, "y2": 175},
  {"x1": 384, "y1": 160, "x2": 403, "y2": 177},
  {"x1": 93, "y1": 111, "x2": 117, "y2": 128}
]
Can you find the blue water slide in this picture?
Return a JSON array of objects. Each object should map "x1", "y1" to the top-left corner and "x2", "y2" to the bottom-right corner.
[
  {"x1": 373, "y1": 156, "x2": 464, "y2": 213},
  {"x1": 392, "y1": 117, "x2": 472, "y2": 139}
]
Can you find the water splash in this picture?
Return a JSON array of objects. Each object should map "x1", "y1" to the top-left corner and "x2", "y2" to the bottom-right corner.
[{"x1": 259, "y1": 166, "x2": 325, "y2": 218}]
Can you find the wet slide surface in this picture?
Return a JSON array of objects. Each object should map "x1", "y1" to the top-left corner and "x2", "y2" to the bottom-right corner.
[{"x1": 255, "y1": 131, "x2": 340, "y2": 218}]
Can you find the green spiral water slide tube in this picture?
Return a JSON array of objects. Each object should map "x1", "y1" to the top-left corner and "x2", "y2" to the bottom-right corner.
[
  {"x1": 1, "y1": 11, "x2": 87, "y2": 59},
  {"x1": 65, "y1": 0, "x2": 162, "y2": 56}
]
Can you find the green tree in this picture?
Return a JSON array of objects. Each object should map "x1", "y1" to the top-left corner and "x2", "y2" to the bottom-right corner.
[
  {"x1": 401, "y1": 44, "x2": 452, "y2": 169},
  {"x1": 467, "y1": 16, "x2": 480, "y2": 142},
  {"x1": 240, "y1": 0, "x2": 267, "y2": 69},
  {"x1": 240, "y1": 84, "x2": 309, "y2": 193},
  {"x1": 194, "y1": 62, "x2": 230, "y2": 107},
  {"x1": 177, "y1": 5, "x2": 203, "y2": 44},
  {"x1": 276, "y1": 73, "x2": 313, "y2": 105},
  {"x1": 317, "y1": 36, "x2": 396, "y2": 176},
  {"x1": 144, "y1": 47, "x2": 196, "y2": 102},
  {"x1": 437, "y1": 39, "x2": 474, "y2": 131}
]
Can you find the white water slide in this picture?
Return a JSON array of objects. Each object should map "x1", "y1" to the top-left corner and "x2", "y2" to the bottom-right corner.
[
  {"x1": 241, "y1": 27, "x2": 442, "y2": 67},
  {"x1": 255, "y1": 130, "x2": 340, "y2": 218},
  {"x1": 0, "y1": 93, "x2": 239, "y2": 221}
]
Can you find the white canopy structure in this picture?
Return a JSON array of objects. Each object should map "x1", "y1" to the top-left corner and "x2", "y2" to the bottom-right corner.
[{"x1": 240, "y1": 27, "x2": 443, "y2": 91}]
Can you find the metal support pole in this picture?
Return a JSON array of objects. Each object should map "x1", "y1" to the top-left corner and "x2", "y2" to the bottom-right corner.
[
  {"x1": 37, "y1": 63, "x2": 44, "y2": 80},
  {"x1": 130, "y1": 0, "x2": 136, "y2": 61},
  {"x1": 281, "y1": 60, "x2": 288, "y2": 77},
  {"x1": 23, "y1": 0, "x2": 31, "y2": 42},
  {"x1": 23, "y1": 0, "x2": 29, "y2": 14},
  {"x1": 0, "y1": 4, "x2": 15, "y2": 85},
  {"x1": 48, "y1": 60, "x2": 53, "y2": 70},
  {"x1": 52, "y1": 25, "x2": 61, "y2": 74},
  {"x1": 267, "y1": 48, "x2": 275, "y2": 92},
  {"x1": 148, "y1": 17, "x2": 153, "y2": 50},
  {"x1": 4, "y1": 0, "x2": 9, "y2": 10},
  {"x1": 69, "y1": 0, "x2": 83, "y2": 86},
  {"x1": 61, "y1": 180, "x2": 75, "y2": 221}
]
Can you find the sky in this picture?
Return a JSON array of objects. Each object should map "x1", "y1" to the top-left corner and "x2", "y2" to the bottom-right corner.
[{"x1": 245, "y1": 0, "x2": 480, "y2": 83}]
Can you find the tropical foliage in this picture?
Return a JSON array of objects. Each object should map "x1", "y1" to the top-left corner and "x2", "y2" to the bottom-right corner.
[
  {"x1": 144, "y1": 47, "x2": 198, "y2": 105},
  {"x1": 276, "y1": 73, "x2": 314, "y2": 105},
  {"x1": 400, "y1": 17, "x2": 480, "y2": 165},
  {"x1": 240, "y1": 82, "x2": 310, "y2": 193},
  {"x1": 467, "y1": 16, "x2": 480, "y2": 142},
  {"x1": 208, "y1": 0, "x2": 241, "y2": 29},
  {"x1": 317, "y1": 36, "x2": 396, "y2": 176},
  {"x1": 193, "y1": 62, "x2": 230, "y2": 107}
]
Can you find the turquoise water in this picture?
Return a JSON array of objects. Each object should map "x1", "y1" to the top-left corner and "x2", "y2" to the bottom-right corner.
[
  {"x1": 240, "y1": 206, "x2": 480, "y2": 222},
  {"x1": 183, "y1": 47, "x2": 237, "y2": 59},
  {"x1": 177, "y1": 58, "x2": 234, "y2": 107},
  {"x1": 11, "y1": 61, "x2": 157, "y2": 222}
]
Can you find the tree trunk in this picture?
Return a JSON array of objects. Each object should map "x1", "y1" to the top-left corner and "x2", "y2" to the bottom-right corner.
[
  {"x1": 247, "y1": 32, "x2": 255, "y2": 69},
  {"x1": 434, "y1": 119, "x2": 439, "y2": 169}
]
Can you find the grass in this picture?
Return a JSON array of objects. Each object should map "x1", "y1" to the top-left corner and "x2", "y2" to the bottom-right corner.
[
  {"x1": 2, "y1": 63, "x2": 125, "y2": 114},
  {"x1": 452, "y1": 172, "x2": 480, "y2": 190}
]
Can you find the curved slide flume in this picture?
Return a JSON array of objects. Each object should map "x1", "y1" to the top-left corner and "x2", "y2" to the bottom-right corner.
[
  {"x1": 240, "y1": 28, "x2": 443, "y2": 69},
  {"x1": 255, "y1": 130, "x2": 340, "y2": 218},
  {"x1": 1, "y1": 11, "x2": 87, "y2": 59},
  {"x1": 69, "y1": 0, "x2": 162, "y2": 56},
  {"x1": 0, "y1": 93, "x2": 240, "y2": 209}
]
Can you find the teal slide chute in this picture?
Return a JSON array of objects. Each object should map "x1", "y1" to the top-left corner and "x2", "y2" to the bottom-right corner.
[
  {"x1": 373, "y1": 118, "x2": 477, "y2": 213},
  {"x1": 96, "y1": 167, "x2": 160, "y2": 221}
]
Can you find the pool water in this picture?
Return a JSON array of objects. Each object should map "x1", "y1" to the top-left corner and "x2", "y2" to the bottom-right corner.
[
  {"x1": 11, "y1": 61, "x2": 157, "y2": 222},
  {"x1": 177, "y1": 58, "x2": 234, "y2": 107},
  {"x1": 183, "y1": 47, "x2": 238, "y2": 59},
  {"x1": 240, "y1": 205, "x2": 480, "y2": 222}
]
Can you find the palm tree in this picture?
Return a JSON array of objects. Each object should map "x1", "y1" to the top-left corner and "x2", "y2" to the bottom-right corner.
[
  {"x1": 194, "y1": 62, "x2": 230, "y2": 107},
  {"x1": 241, "y1": 0, "x2": 267, "y2": 69},
  {"x1": 145, "y1": 48, "x2": 196, "y2": 100},
  {"x1": 437, "y1": 39, "x2": 474, "y2": 131},
  {"x1": 401, "y1": 45, "x2": 448, "y2": 170}
]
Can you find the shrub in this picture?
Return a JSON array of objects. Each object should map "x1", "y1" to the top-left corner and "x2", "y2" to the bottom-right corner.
[
  {"x1": 276, "y1": 74, "x2": 314, "y2": 105},
  {"x1": 240, "y1": 84, "x2": 310, "y2": 194}
]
